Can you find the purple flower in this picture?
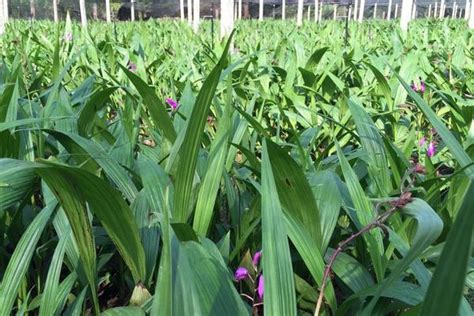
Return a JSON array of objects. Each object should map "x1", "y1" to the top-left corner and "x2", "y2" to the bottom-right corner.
[
  {"x1": 128, "y1": 61, "x2": 137, "y2": 73},
  {"x1": 234, "y1": 267, "x2": 249, "y2": 281},
  {"x1": 411, "y1": 80, "x2": 426, "y2": 94},
  {"x1": 427, "y1": 142, "x2": 436, "y2": 157},
  {"x1": 414, "y1": 163, "x2": 425, "y2": 174},
  {"x1": 166, "y1": 98, "x2": 179, "y2": 110},
  {"x1": 418, "y1": 136, "x2": 426, "y2": 147},
  {"x1": 63, "y1": 32, "x2": 73, "y2": 42},
  {"x1": 252, "y1": 251, "x2": 262, "y2": 267},
  {"x1": 419, "y1": 81, "x2": 426, "y2": 93},
  {"x1": 257, "y1": 275, "x2": 264, "y2": 300}
]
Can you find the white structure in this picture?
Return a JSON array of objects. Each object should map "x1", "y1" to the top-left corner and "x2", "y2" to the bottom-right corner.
[
  {"x1": 333, "y1": 4, "x2": 337, "y2": 19},
  {"x1": 307, "y1": 5, "x2": 311, "y2": 20},
  {"x1": 400, "y1": 0, "x2": 413, "y2": 31},
  {"x1": 469, "y1": 0, "x2": 474, "y2": 26},
  {"x1": 452, "y1": 2, "x2": 457, "y2": 18},
  {"x1": 187, "y1": 0, "x2": 192, "y2": 24},
  {"x1": 53, "y1": 0, "x2": 58, "y2": 21},
  {"x1": 465, "y1": 0, "x2": 470, "y2": 19},
  {"x1": 180, "y1": 0, "x2": 184, "y2": 20},
  {"x1": 411, "y1": 2, "x2": 416, "y2": 18},
  {"x1": 428, "y1": 3, "x2": 432, "y2": 17},
  {"x1": 282, "y1": 0, "x2": 286, "y2": 19},
  {"x1": 80, "y1": 0, "x2": 87, "y2": 27},
  {"x1": 387, "y1": 0, "x2": 392, "y2": 19},
  {"x1": 220, "y1": 0, "x2": 233, "y2": 38},
  {"x1": 0, "y1": 0, "x2": 7, "y2": 34},
  {"x1": 314, "y1": 0, "x2": 319, "y2": 21},
  {"x1": 238, "y1": 0, "x2": 242, "y2": 19},
  {"x1": 348, "y1": 6, "x2": 352, "y2": 19},
  {"x1": 105, "y1": 0, "x2": 111, "y2": 22},
  {"x1": 131, "y1": 0, "x2": 135, "y2": 21},
  {"x1": 395, "y1": 3, "x2": 399, "y2": 17},
  {"x1": 259, "y1": 0, "x2": 263, "y2": 20},
  {"x1": 354, "y1": 0, "x2": 358, "y2": 19},
  {"x1": 193, "y1": 0, "x2": 200, "y2": 32},
  {"x1": 373, "y1": 2, "x2": 377, "y2": 18},
  {"x1": 440, "y1": 0, "x2": 445, "y2": 17},
  {"x1": 30, "y1": 0, "x2": 35, "y2": 19},
  {"x1": 319, "y1": 3, "x2": 323, "y2": 20},
  {"x1": 434, "y1": 2, "x2": 438, "y2": 17},
  {"x1": 297, "y1": 0, "x2": 303, "y2": 25},
  {"x1": 358, "y1": 0, "x2": 366, "y2": 21}
]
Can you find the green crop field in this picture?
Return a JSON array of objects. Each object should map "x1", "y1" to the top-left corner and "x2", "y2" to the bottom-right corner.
[{"x1": 0, "y1": 17, "x2": 473, "y2": 315}]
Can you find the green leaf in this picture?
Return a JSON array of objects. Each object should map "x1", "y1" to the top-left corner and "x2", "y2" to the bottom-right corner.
[
  {"x1": 305, "y1": 47, "x2": 329, "y2": 70},
  {"x1": 325, "y1": 248, "x2": 374, "y2": 293},
  {"x1": 36, "y1": 165, "x2": 99, "y2": 313},
  {"x1": 46, "y1": 130, "x2": 138, "y2": 202},
  {"x1": 347, "y1": 98, "x2": 392, "y2": 196},
  {"x1": 173, "y1": 31, "x2": 234, "y2": 222},
  {"x1": 77, "y1": 87, "x2": 118, "y2": 137},
  {"x1": 54, "y1": 273, "x2": 78, "y2": 315},
  {"x1": 363, "y1": 62, "x2": 392, "y2": 108},
  {"x1": 336, "y1": 143, "x2": 385, "y2": 282},
  {"x1": 172, "y1": 239, "x2": 248, "y2": 315},
  {"x1": 0, "y1": 159, "x2": 38, "y2": 212},
  {"x1": 363, "y1": 198, "x2": 443, "y2": 314},
  {"x1": 285, "y1": 215, "x2": 337, "y2": 312},
  {"x1": 421, "y1": 181, "x2": 474, "y2": 316},
  {"x1": 37, "y1": 161, "x2": 146, "y2": 283},
  {"x1": 137, "y1": 157, "x2": 172, "y2": 315},
  {"x1": 267, "y1": 140, "x2": 322, "y2": 247},
  {"x1": 193, "y1": 94, "x2": 231, "y2": 235},
  {"x1": 307, "y1": 170, "x2": 343, "y2": 252},
  {"x1": 261, "y1": 139, "x2": 297, "y2": 316},
  {"x1": 120, "y1": 65, "x2": 176, "y2": 143},
  {"x1": 0, "y1": 204, "x2": 54, "y2": 315},
  {"x1": 39, "y1": 237, "x2": 68, "y2": 316},
  {"x1": 63, "y1": 287, "x2": 87, "y2": 316}
]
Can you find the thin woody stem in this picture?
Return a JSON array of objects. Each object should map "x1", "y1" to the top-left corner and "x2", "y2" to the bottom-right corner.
[{"x1": 314, "y1": 191, "x2": 411, "y2": 316}]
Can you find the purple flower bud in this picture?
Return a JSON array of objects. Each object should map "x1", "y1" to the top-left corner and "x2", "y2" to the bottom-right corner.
[
  {"x1": 257, "y1": 275, "x2": 264, "y2": 300},
  {"x1": 414, "y1": 163, "x2": 425, "y2": 174},
  {"x1": 128, "y1": 61, "x2": 137, "y2": 73},
  {"x1": 410, "y1": 82, "x2": 417, "y2": 92},
  {"x1": 234, "y1": 267, "x2": 249, "y2": 281},
  {"x1": 418, "y1": 136, "x2": 426, "y2": 147},
  {"x1": 63, "y1": 32, "x2": 73, "y2": 42},
  {"x1": 427, "y1": 142, "x2": 436, "y2": 158},
  {"x1": 420, "y1": 81, "x2": 426, "y2": 93},
  {"x1": 252, "y1": 251, "x2": 262, "y2": 267},
  {"x1": 165, "y1": 98, "x2": 178, "y2": 110}
]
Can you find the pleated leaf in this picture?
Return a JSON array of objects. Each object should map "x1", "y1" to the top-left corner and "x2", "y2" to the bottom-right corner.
[
  {"x1": 261, "y1": 139, "x2": 297, "y2": 316},
  {"x1": 336, "y1": 143, "x2": 385, "y2": 282},
  {"x1": 0, "y1": 204, "x2": 54, "y2": 315},
  {"x1": 120, "y1": 65, "x2": 176, "y2": 143},
  {"x1": 173, "y1": 31, "x2": 234, "y2": 222}
]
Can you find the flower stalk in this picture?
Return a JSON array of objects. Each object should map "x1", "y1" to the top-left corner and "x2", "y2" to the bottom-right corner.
[{"x1": 314, "y1": 191, "x2": 413, "y2": 316}]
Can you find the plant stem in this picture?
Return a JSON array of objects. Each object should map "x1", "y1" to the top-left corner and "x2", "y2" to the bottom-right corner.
[{"x1": 314, "y1": 191, "x2": 412, "y2": 316}]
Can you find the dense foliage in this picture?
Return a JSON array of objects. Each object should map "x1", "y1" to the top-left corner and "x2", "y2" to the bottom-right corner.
[{"x1": 0, "y1": 18, "x2": 473, "y2": 315}]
